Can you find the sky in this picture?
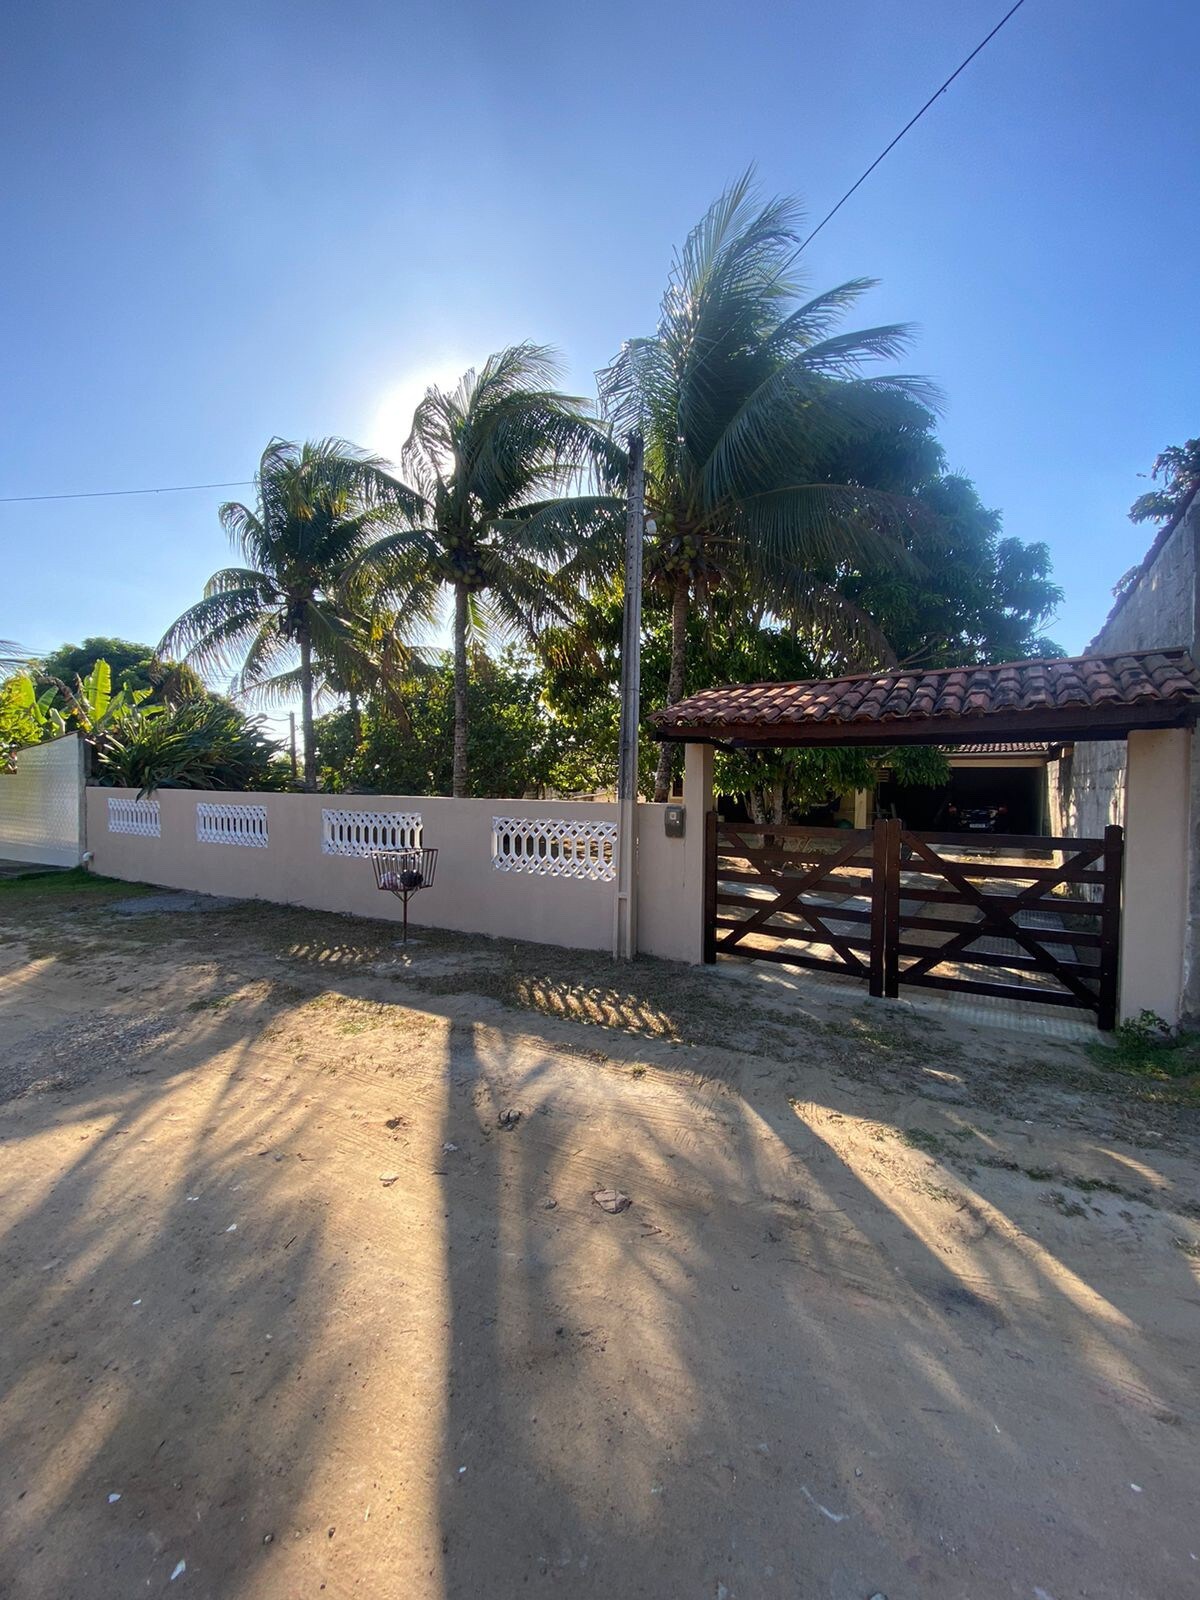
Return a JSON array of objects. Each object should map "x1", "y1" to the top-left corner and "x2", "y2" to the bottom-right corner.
[{"x1": 2, "y1": 0, "x2": 1197, "y2": 683}]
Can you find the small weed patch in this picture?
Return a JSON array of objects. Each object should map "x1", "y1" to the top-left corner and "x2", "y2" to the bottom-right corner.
[
  {"x1": 0, "y1": 867, "x2": 138, "y2": 898},
  {"x1": 901, "y1": 1125, "x2": 977, "y2": 1157},
  {"x1": 1087, "y1": 1012, "x2": 1200, "y2": 1104}
]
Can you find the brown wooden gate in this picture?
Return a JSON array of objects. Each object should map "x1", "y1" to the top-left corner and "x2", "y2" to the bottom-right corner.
[
  {"x1": 705, "y1": 814, "x2": 1123, "y2": 1028},
  {"x1": 705, "y1": 816, "x2": 882, "y2": 986}
]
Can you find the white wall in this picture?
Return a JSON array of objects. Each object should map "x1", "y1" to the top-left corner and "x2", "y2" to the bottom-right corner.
[
  {"x1": 86, "y1": 788, "x2": 700, "y2": 963},
  {"x1": 0, "y1": 736, "x2": 85, "y2": 867}
]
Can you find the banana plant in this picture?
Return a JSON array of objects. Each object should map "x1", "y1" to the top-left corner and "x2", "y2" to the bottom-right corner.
[
  {"x1": 41, "y1": 659, "x2": 160, "y2": 759},
  {"x1": 0, "y1": 672, "x2": 60, "y2": 772}
]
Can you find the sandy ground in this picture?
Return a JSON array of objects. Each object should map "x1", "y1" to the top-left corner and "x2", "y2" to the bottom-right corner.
[{"x1": 1, "y1": 880, "x2": 1198, "y2": 1600}]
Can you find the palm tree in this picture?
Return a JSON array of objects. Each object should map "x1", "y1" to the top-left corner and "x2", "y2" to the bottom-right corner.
[
  {"x1": 159, "y1": 438, "x2": 409, "y2": 788},
  {"x1": 599, "y1": 171, "x2": 939, "y2": 800},
  {"x1": 350, "y1": 344, "x2": 622, "y2": 797},
  {"x1": 0, "y1": 642, "x2": 29, "y2": 681}
]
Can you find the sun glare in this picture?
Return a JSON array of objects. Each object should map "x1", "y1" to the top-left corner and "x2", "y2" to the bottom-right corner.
[{"x1": 363, "y1": 358, "x2": 472, "y2": 467}]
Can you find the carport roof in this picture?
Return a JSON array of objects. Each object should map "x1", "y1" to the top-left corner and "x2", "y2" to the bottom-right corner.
[{"x1": 650, "y1": 648, "x2": 1200, "y2": 748}]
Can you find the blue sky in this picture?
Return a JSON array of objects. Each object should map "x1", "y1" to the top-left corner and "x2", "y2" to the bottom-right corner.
[{"x1": 2, "y1": 0, "x2": 1196, "y2": 673}]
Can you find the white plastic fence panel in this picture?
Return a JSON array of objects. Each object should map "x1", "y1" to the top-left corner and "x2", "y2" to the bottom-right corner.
[
  {"x1": 492, "y1": 816, "x2": 617, "y2": 881},
  {"x1": 0, "y1": 735, "x2": 84, "y2": 867},
  {"x1": 107, "y1": 797, "x2": 161, "y2": 837},
  {"x1": 321, "y1": 808, "x2": 422, "y2": 857},
  {"x1": 196, "y1": 802, "x2": 269, "y2": 848}
]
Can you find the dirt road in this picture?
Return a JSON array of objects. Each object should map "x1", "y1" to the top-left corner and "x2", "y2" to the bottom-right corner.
[{"x1": 1, "y1": 882, "x2": 1198, "y2": 1598}]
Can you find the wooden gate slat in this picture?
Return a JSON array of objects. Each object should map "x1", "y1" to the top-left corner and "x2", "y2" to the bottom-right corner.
[
  {"x1": 715, "y1": 893, "x2": 875, "y2": 925},
  {"x1": 715, "y1": 916, "x2": 874, "y2": 952},
  {"x1": 894, "y1": 941, "x2": 1100, "y2": 977},
  {"x1": 1097, "y1": 825, "x2": 1123, "y2": 1031},
  {"x1": 894, "y1": 885, "x2": 1105, "y2": 917},
  {"x1": 897, "y1": 911, "x2": 1102, "y2": 947},
  {"x1": 898, "y1": 856, "x2": 1105, "y2": 883},
  {"x1": 898, "y1": 972, "x2": 1090, "y2": 1008}
]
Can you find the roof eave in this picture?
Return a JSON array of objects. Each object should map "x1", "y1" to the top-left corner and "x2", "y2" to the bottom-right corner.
[{"x1": 653, "y1": 700, "x2": 1200, "y2": 748}]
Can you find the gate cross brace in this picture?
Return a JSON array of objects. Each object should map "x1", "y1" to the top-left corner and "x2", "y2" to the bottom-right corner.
[
  {"x1": 716, "y1": 830, "x2": 869, "y2": 974},
  {"x1": 899, "y1": 834, "x2": 1104, "y2": 1009}
]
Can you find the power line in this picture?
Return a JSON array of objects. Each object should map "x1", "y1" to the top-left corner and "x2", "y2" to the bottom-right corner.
[
  {"x1": 0, "y1": 478, "x2": 254, "y2": 505},
  {"x1": 797, "y1": 0, "x2": 1030, "y2": 254}
]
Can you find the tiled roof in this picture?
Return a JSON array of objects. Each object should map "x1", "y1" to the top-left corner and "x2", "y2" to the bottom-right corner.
[
  {"x1": 948, "y1": 742, "x2": 1055, "y2": 756},
  {"x1": 651, "y1": 650, "x2": 1200, "y2": 740}
]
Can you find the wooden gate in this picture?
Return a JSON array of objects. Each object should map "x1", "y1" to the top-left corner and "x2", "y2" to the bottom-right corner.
[
  {"x1": 705, "y1": 816, "x2": 884, "y2": 989},
  {"x1": 705, "y1": 814, "x2": 1123, "y2": 1028}
]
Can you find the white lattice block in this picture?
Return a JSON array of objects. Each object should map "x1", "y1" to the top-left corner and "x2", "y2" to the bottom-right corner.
[
  {"x1": 321, "y1": 808, "x2": 422, "y2": 857},
  {"x1": 196, "y1": 802, "x2": 269, "y2": 848},
  {"x1": 107, "y1": 797, "x2": 161, "y2": 837},
  {"x1": 492, "y1": 816, "x2": 617, "y2": 881}
]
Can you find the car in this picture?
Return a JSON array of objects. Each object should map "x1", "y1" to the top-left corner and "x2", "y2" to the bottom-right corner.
[{"x1": 946, "y1": 802, "x2": 1009, "y2": 833}]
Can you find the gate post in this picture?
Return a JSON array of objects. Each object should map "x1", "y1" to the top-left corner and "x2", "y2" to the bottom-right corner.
[
  {"x1": 703, "y1": 809, "x2": 718, "y2": 965},
  {"x1": 1121, "y1": 728, "x2": 1189, "y2": 1026},
  {"x1": 1097, "y1": 824, "x2": 1123, "y2": 1032},
  {"x1": 683, "y1": 740, "x2": 714, "y2": 965},
  {"x1": 876, "y1": 819, "x2": 896, "y2": 992},
  {"x1": 870, "y1": 818, "x2": 902, "y2": 999},
  {"x1": 884, "y1": 818, "x2": 901, "y2": 998}
]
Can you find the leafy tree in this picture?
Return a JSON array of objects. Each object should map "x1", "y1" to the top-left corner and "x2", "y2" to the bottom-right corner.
[
  {"x1": 1129, "y1": 438, "x2": 1200, "y2": 525},
  {"x1": 313, "y1": 650, "x2": 560, "y2": 798},
  {"x1": 538, "y1": 587, "x2": 945, "y2": 817},
  {"x1": 39, "y1": 637, "x2": 153, "y2": 694},
  {"x1": 540, "y1": 583, "x2": 838, "y2": 798},
  {"x1": 539, "y1": 479, "x2": 1055, "y2": 821},
  {"x1": 713, "y1": 743, "x2": 949, "y2": 825},
  {"x1": 599, "y1": 171, "x2": 938, "y2": 799},
  {"x1": 841, "y1": 473, "x2": 1063, "y2": 667},
  {"x1": 159, "y1": 438, "x2": 404, "y2": 789},
  {"x1": 350, "y1": 344, "x2": 622, "y2": 798}
]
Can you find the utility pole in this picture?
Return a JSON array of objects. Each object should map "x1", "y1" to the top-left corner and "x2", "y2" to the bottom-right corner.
[
  {"x1": 288, "y1": 711, "x2": 298, "y2": 782},
  {"x1": 613, "y1": 430, "x2": 644, "y2": 960}
]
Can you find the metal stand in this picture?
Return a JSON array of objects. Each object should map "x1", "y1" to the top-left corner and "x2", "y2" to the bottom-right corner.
[{"x1": 371, "y1": 848, "x2": 439, "y2": 943}]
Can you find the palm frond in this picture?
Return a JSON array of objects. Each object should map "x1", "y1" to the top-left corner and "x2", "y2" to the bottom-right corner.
[
  {"x1": 158, "y1": 589, "x2": 275, "y2": 672},
  {"x1": 732, "y1": 482, "x2": 924, "y2": 571}
]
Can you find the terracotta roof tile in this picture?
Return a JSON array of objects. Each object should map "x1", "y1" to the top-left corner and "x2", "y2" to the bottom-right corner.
[
  {"x1": 948, "y1": 742, "x2": 1056, "y2": 756},
  {"x1": 650, "y1": 649, "x2": 1200, "y2": 741}
]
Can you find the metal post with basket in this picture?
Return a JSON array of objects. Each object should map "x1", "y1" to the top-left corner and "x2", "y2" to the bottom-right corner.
[{"x1": 370, "y1": 847, "x2": 439, "y2": 943}]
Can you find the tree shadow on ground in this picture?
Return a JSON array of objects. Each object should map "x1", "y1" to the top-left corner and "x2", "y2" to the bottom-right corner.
[
  {"x1": 427, "y1": 1018, "x2": 1200, "y2": 1597},
  {"x1": 0, "y1": 988, "x2": 364, "y2": 1600},
  {"x1": 2, "y1": 889, "x2": 1199, "y2": 1597}
]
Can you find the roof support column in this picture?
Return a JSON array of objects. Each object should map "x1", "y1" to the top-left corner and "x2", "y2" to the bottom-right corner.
[
  {"x1": 680, "y1": 741, "x2": 713, "y2": 964},
  {"x1": 1120, "y1": 727, "x2": 1191, "y2": 1026}
]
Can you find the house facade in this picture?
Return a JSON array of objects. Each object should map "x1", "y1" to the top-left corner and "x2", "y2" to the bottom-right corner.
[{"x1": 1049, "y1": 487, "x2": 1200, "y2": 1017}]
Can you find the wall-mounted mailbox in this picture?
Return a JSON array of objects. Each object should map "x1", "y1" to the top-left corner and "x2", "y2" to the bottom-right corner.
[{"x1": 664, "y1": 804, "x2": 686, "y2": 838}]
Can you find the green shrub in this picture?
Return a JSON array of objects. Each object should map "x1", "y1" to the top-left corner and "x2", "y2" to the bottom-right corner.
[{"x1": 96, "y1": 699, "x2": 287, "y2": 795}]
